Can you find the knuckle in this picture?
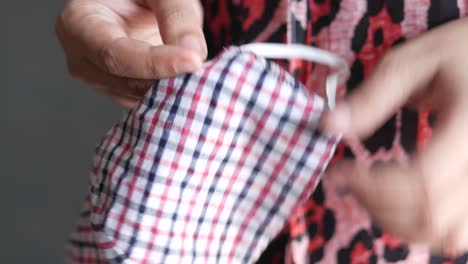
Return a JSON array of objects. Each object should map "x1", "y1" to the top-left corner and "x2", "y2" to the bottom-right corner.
[
  {"x1": 416, "y1": 199, "x2": 438, "y2": 242},
  {"x1": 399, "y1": 210, "x2": 431, "y2": 244},
  {"x1": 126, "y1": 79, "x2": 152, "y2": 96},
  {"x1": 380, "y1": 49, "x2": 404, "y2": 71},
  {"x1": 143, "y1": 53, "x2": 163, "y2": 77},
  {"x1": 98, "y1": 45, "x2": 122, "y2": 76},
  {"x1": 375, "y1": 49, "x2": 409, "y2": 86},
  {"x1": 426, "y1": 206, "x2": 445, "y2": 240},
  {"x1": 158, "y1": 7, "x2": 191, "y2": 26},
  {"x1": 58, "y1": 2, "x2": 76, "y2": 27},
  {"x1": 55, "y1": 9, "x2": 71, "y2": 41},
  {"x1": 62, "y1": 0, "x2": 84, "y2": 16},
  {"x1": 55, "y1": 1, "x2": 83, "y2": 44}
]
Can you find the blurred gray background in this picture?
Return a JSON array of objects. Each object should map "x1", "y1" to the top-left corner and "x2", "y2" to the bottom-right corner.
[{"x1": 2, "y1": 1, "x2": 122, "y2": 263}]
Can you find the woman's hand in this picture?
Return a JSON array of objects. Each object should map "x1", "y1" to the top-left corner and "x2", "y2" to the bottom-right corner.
[
  {"x1": 55, "y1": 0, "x2": 207, "y2": 107},
  {"x1": 322, "y1": 18, "x2": 468, "y2": 254}
]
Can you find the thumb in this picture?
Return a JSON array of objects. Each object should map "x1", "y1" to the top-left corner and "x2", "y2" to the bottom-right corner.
[
  {"x1": 321, "y1": 36, "x2": 440, "y2": 138},
  {"x1": 147, "y1": 0, "x2": 207, "y2": 59}
]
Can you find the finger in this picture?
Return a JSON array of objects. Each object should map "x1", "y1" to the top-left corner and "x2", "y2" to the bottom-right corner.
[
  {"x1": 95, "y1": 84, "x2": 141, "y2": 108},
  {"x1": 108, "y1": 94, "x2": 140, "y2": 108},
  {"x1": 452, "y1": 209, "x2": 468, "y2": 253},
  {"x1": 63, "y1": 8, "x2": 203, "y2": 79},
  {"x1": 147, "y1": 0, "x2": 207, "y2": 58},
  {"x1": 88, "y1": 23, "x2": 203, "y2": 78},
  {"x1": 428, "y1": 163, "x2": 468, "y2": 251},
  {"x1": 69, "y1": 58, "x2": 153, "y2": 98},
  {"x1": 429, "y1": 201, "x2": 468, "y2": 256},
  {"x1": 416, "y1": 71, "x2": 468, "y2": 187},
  {"x1": 349, "y1": 163, "x2": 430, "y2": 243},
  {"x1": 321, "y1": 36, "x2": 441, "y2": 138},
  {"x1": 417, "y1": 93, "x2": 468, "y2": 240}
]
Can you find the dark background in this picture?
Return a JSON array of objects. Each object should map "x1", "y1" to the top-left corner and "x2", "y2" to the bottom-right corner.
[{"x1": 2, "y1": 1, "x2": 122, "y2": 263}]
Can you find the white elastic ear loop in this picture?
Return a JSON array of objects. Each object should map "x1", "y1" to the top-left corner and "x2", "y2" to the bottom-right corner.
[{"x1": 240, "y1": 43, "x2": 349, "y2": 109}]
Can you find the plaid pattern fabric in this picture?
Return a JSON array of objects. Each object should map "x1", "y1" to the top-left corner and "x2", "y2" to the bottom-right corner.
[{"x1": 66, "y1": 47, "x2": 339, "y2": 264}]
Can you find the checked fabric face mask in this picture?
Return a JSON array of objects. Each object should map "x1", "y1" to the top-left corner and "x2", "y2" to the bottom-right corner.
[{"x1": 66, "y1": 43, "x2": 349, "y2": 264}]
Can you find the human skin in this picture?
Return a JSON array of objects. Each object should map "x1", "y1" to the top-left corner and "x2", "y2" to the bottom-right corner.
[{"x1": 55, "y1": 0, "x2": 207, "y2": 107}]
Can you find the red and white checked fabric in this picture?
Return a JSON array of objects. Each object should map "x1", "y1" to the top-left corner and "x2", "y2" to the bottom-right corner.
[{"x1": 66, "y1": 47, "x2": 340, "y2": 263}]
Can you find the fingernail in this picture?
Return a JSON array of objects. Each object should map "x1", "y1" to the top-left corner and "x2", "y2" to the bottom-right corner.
[
  {"x1": 320, "y1": 103, "x2": 351, "y2": 136},
  {"x1": 179, "y1": 34, "x2": 206, "y2": 57}
]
